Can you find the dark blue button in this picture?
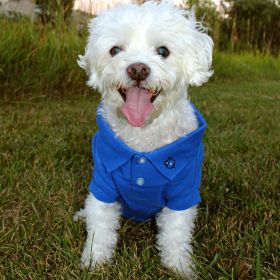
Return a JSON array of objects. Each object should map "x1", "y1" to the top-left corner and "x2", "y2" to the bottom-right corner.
[{"x1": 164, "y1": 157, "x2": 175, "y2": 169}]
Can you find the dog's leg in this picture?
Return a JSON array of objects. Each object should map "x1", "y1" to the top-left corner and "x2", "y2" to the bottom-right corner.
[
  {"x1": 78, "y1": 193, "x2": 121, "y2": 269},
  {"x1": 156, "y1": 206, "x2": 197, "y2": 279}
]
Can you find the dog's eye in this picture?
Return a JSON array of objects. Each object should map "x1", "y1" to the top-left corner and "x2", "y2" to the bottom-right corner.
[
  {"x1": 110, "y1": 46, "x2": 122, "y2": 56},
  {"x1": 156, "y1": 46, "x2": 170, "y2": 58}
]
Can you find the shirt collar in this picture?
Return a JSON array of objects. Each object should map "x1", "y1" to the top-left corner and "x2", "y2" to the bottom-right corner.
[{"x1": 96, "y1": 104, "x2": 207, "y2": 180}]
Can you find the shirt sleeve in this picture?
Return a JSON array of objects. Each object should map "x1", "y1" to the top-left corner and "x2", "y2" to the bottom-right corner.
[
  {"x1": 88, "y1": 134, "x2": 119, "y2": 203},
  {"x1": 166, "y1": 143, "x2": 203, "y2": 211}
]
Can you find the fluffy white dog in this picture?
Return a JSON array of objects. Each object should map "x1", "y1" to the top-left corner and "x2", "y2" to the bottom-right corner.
[{"x1": 75, "y1": 1, "x2": 213, "y2": 278}]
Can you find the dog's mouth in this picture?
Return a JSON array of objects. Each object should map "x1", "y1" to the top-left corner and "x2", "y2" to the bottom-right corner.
[
  {"x1": 118, "y1": 86, "x2": 160, "y2": 103},
  {"x1": 117, "y1": 86, "x2": 161, "y2": 127}
]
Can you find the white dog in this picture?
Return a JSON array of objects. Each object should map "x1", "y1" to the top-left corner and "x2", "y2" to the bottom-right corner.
[{"x1": 75, "y1": 1, "x2": 213, "y2": 278}]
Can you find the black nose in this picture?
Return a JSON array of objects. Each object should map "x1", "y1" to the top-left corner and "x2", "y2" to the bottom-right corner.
[{"x1": 126, "y1": 63, "x2": 150, "y2": 81}]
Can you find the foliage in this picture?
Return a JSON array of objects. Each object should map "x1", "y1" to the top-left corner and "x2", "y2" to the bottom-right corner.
[
  {"x1": 3, "y1": 0, "x2": 279, "y2": 54},
  {"x1": 0, "y1": 17, "x2": 88, "y2": 97},
  {"x1": 35, "y1": 0, "x2": 74, "y2": 24},
  {"x1": 187, "y1": 0, "x2": 280, "y2": 55},
  {"x1": 1, "y1": 16, "x2": 280, "y2": 98},
  {"x1": 223, "y1": 0, "x2": 280, "y2": 54}
]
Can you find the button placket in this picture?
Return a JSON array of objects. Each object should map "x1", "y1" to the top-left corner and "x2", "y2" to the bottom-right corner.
[{"x1": 131, "y1": 154, "x2": 147, "y2": 187}]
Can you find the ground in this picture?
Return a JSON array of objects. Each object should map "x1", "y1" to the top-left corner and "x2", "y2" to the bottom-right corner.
[{"x1": 0, "y1": 78, "x2": 279, "y2": 279}]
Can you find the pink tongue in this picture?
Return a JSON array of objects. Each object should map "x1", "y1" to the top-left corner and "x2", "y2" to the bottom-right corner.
[{"x1": 121, "y1": 87, "x2": 154, "y2": 127}]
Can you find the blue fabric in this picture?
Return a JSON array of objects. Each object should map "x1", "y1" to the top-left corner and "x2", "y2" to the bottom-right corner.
[{"x1": 89, "y1": 104, "x2": 207, "y2": 222}]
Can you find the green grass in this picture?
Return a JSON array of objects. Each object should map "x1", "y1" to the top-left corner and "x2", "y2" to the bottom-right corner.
[
  {"x1": 1, "y1": 79, "x2": 279, "y2": 279},
  {"x1": 0, "y1": 17, "x2": 88, "y2": 97},
  {"x1": 0, "y1": 17, "x2": 280, "y2": 279},
  {"x1": 1, "y1": 16, "x2": 280, "y2": 98}
]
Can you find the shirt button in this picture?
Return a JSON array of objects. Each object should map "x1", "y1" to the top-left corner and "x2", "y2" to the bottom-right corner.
[
  {"x1": 138, "y1": 157, "x2": 146, "y2": 164},
  {"x1": 136, "y1": 177, "x2": 145, "y2": 186}
]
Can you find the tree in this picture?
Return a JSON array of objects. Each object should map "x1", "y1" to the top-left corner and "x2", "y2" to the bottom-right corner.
[{"x1": 222, "y1": 0, "x2": 280, "y2": 54}]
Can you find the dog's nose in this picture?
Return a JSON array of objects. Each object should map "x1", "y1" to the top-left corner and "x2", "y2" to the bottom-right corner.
[{"x1": 126, "y1": 63, "x2": 150, "y2": 81}]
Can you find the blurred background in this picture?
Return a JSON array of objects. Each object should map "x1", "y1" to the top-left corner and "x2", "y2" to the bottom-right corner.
[{"x1": 0, "y1": 0, "x2": 279, "y2": 97}]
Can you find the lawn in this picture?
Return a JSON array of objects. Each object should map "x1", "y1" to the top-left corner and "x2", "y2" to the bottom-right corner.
[
  {"x1": 0, "y1": 16, "x2": 279, "y2": 280},
  {"x1": 1, "y1": 77, "x2": 279, "y2": 279}
]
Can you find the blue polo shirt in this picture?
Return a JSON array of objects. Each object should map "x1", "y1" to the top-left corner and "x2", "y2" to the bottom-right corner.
[{"x1": 89, "y1": 104, "x2": 207, "y2": 222}]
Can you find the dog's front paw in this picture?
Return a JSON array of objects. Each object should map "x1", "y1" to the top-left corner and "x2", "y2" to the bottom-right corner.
[
  {"x1": 80, "y1": 240, "x2": 113, "y2": 270},
  {"x1": 73, "y1": 208, "x2": 86, "y2": 222},
  {"x1": 161, "y1": 255, "x2": 196, "y2": 279},
  {"x1": 80, "y1": 250, "x2": 95, "y2": 269},
  {"x1": 80, "y1": 249, "x2": 109, "y2": 269}
]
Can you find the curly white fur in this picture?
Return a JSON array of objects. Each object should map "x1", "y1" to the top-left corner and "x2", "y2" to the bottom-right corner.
[
  {"x1": 74, "y1": 193, "x2": 122, "y2": 267},
  {"x1": 156, "y1": 206, "x2": 197, "y2": 278},
  {"x1": 76, "y1": 1, "x2": 213, "y2": 278}
]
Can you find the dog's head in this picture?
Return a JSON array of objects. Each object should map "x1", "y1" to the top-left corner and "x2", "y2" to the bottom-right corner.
[{"x1": 78, "y1": 1, "x2": 213, "y2": 127}]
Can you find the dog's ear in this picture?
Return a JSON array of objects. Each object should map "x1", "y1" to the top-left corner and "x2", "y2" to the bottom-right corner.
[
  {"x1": 78, "y1": 52, "x2": 99, "y2": 89},
  {"x1": 77, "y1": 51, "x2": 99, "y2": 89},
  {"x1": 77, "y1": 54, "x2": 90, "y2": 75},
  {"x1": 77, "y1": 19, "x2": 99, "y2": 89},
  {"x1": 182, "y1": 10, "x2": 214, "y2": 87}
]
